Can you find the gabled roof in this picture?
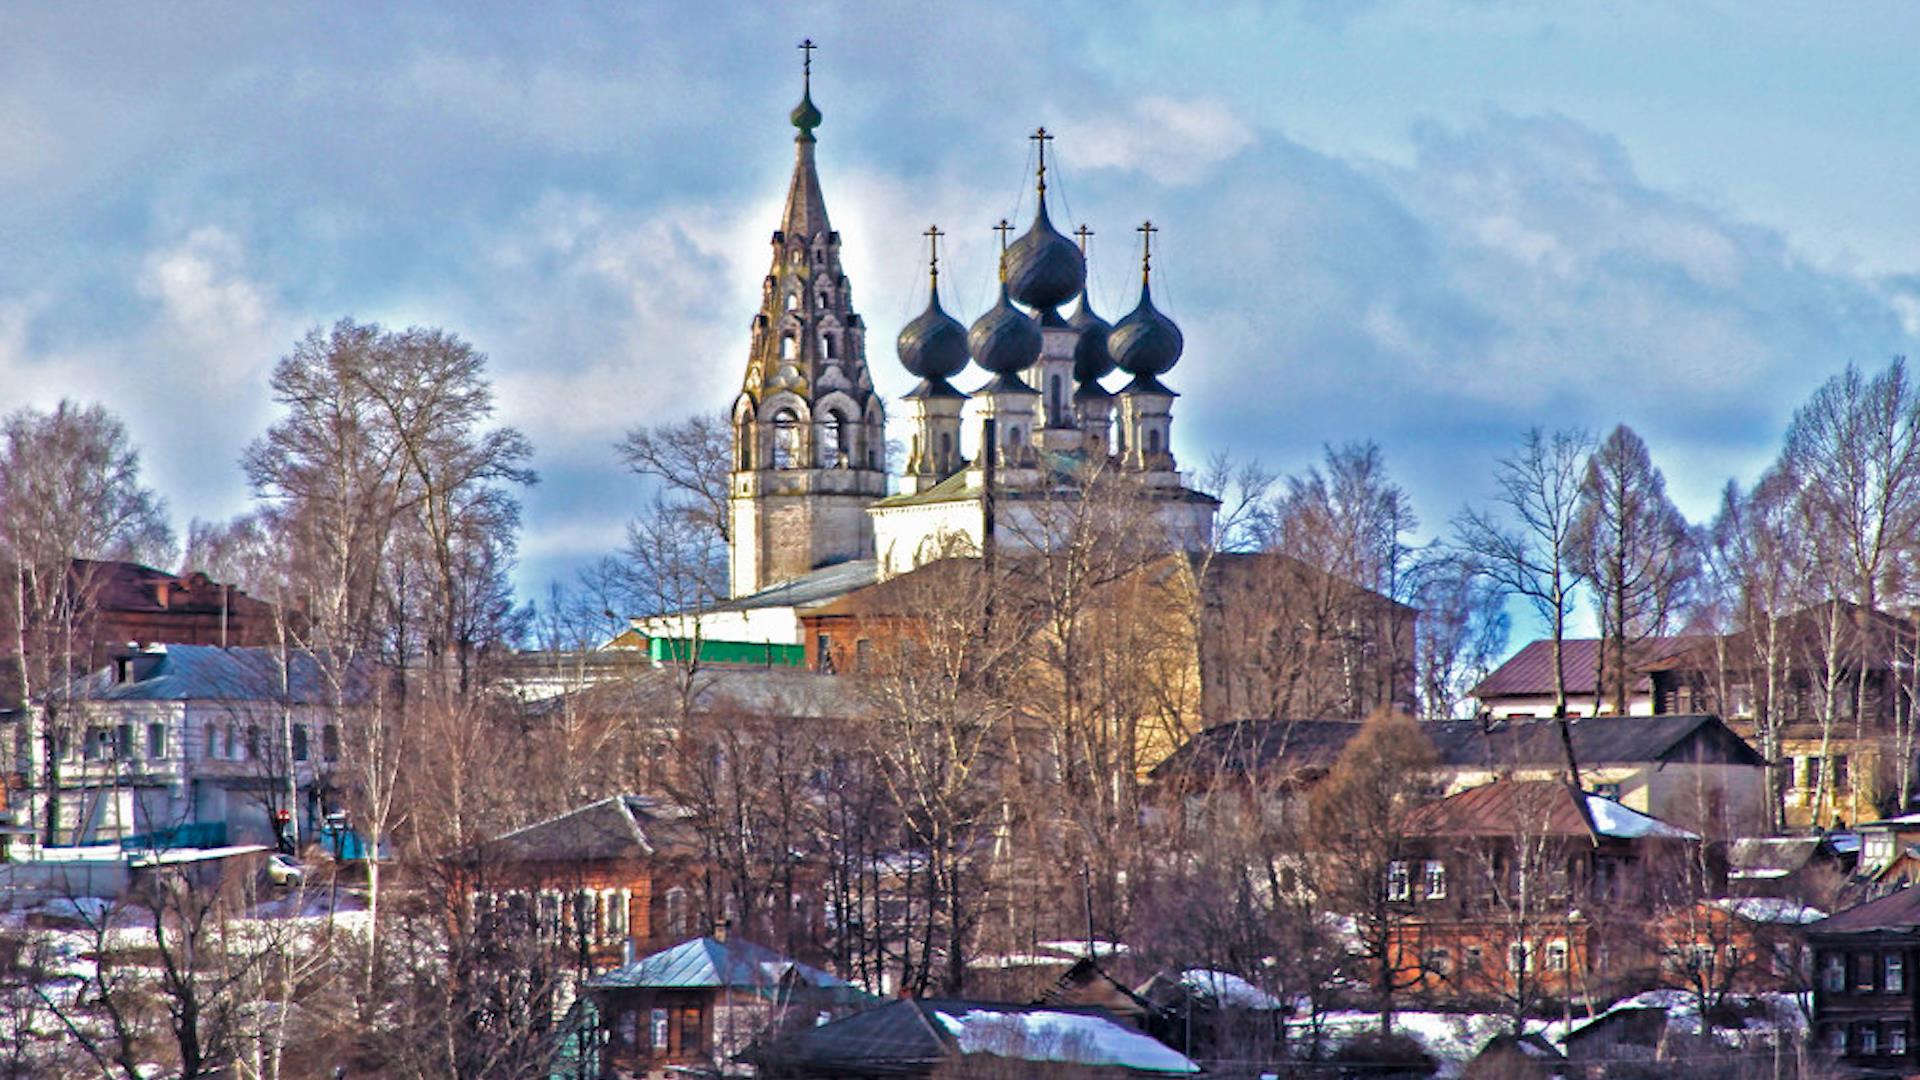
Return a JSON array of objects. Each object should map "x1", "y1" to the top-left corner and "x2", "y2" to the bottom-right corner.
[
  {"x1": 590, "y1": 934, "x2": 856, "y2": 998},
  {"x1": 486, "y1": 795, "x2": 697, "y2": 863},
  {"x1": 1402, "y1": 780, "x2": 1696, "y2": 841},
  {"x1": 1471, "y1": 637, "x2": 1699, "y2": 699},
  {"x1": 65, "y1": 645, "x2": 367, "y2": 705},
  {"x1": 1152, "y1": 713, "x2": 1764, "y2": 785},
  {"x1": 763, "y1": 999, "x2": 1198, "y2": 1075},
  {"x1": 1809, "y1": 885, "x2": 1920, "y2": 936}
]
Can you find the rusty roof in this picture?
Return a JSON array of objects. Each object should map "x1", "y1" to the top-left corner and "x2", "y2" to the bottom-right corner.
[
  {"x1": 1401, "y1": 779, "x2": 1695, "y2": 841},
  {"x1": 1470, "y1": 637, "x2": 1700, "y2": 699}
]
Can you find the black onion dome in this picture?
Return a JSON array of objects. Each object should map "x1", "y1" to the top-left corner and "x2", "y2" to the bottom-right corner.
[
  {"x1": 968, "y1": 282, "x2": 1043, "y2": 376},
  {"x1": 896, "y1": 285, "x2": 969, "y2": 382},
  {"x1": 1108, "y1": 280, "x2": 1183, "y2": 378},
  {"x1": 1005, "y1": 197, "x2": 1086, "y2": 311},
  {"x1": 1066, "y1": 293, "x2": 1114, "y2": 383}
]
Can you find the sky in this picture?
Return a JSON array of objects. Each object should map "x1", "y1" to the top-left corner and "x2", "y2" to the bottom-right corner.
[{"x1": 4, "y1": 3, "x2": 1920, "y2": 623}]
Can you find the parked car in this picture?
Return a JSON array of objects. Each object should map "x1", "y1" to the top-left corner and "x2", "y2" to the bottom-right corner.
[{"x1": 266, "y1": 853, "x2": 306, "y2": 887}]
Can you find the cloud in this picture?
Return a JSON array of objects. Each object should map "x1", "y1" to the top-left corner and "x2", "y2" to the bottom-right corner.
[
  {"x1": 138, "y1": 227, "x2": 283, "y2": 389},
  {"x1": 1068, "y1": 97, "x2": 1257, "y2": 186}
]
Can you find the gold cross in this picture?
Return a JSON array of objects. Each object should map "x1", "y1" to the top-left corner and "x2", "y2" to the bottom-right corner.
[
  {"x1": 1031, "y1": 126, "x2": 1054, "y2": 197},
  {"x1": 924, "y1": 224, "x2": 945, "y2": 282},
  {"x1": 994, "y1": 219, "x2": 1014, "y2": 281},
  {"x1": 1073, "y1": 223, "x2": 1093, "y2": 255}
]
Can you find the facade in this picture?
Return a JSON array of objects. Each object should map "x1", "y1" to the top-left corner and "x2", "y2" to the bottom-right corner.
[
  {"x1": 475, "y1": 795, "x2": 705, "y2": 973},
  {"x1": 1806, "y1": 886, "x2": 1920, "y2": 1069},
  {"x1": 25, "y1": 644, "x2": 357, "y2": 848},
  {"x1": 587, "y1": 932, "x2": 866, "y2": 1079},
  {"x1": 1386, "y1": 780, "x2": 1705, "y2": 1006}
]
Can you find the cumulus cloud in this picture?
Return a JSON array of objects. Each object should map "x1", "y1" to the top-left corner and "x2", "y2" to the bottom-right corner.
[{"x1": 1068, "y1": 97, "x2": 1257, "y2": 186}]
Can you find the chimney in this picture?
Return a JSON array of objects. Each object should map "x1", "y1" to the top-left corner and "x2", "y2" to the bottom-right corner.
[{"x1": 712, "y1": 919, "x2": 730, "y2": 943}]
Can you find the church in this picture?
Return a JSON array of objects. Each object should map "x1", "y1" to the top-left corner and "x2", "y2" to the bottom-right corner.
[{"x1": 649, "y1": 49, "x2": 1221, "y2": 657}]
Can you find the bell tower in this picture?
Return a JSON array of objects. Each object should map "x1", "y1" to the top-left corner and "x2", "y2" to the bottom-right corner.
[{"x1": 727, "y1": 41, "x2": 887, "y2": 598}]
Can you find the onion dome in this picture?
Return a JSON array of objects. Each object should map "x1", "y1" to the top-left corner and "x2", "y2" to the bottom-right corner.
[
  {"x1": 1066, "y1": 293, "x2": 1114, "y2": 384},
  {"x1": 897, "y1": 285, "x2": 968, "y2": 384},
  {"x1": 1109, "y1": 279, "x2": 1183, "y2": 386},
  {"x1": 1006, "y1": 196, "x2": 1086, "y2": 312},
  {"x1": 968, "y1": 281, "x2": 1042, "y2": 378}
]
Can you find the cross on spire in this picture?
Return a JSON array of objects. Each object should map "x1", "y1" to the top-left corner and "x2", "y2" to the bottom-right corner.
[
  {"x1": 924, "y1": 224, "x2": 945, "y2": 285},
  {"x1": 1031, "y1": 126, "x2": 1054, "y2": 199},
  {"x1": 994, "y1": 218, "x2": 1014, "y2": 280},
  {"x1": 799, "y1": 38, "x2": 816, "y2": 85},
  {"x1": 1137, "y1": 220, "x2": 1158, "y2": 281},
  {"x1": 1073, "y1": 223, "x2": 1093, "y2": 255}
]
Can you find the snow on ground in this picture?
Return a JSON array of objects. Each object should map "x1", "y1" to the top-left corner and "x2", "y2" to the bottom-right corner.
[
  {"x1": 1709, "y1": 897, "x2": 1827, "y2": 925},
  {"x1": 1291, "y1": 1011, "x2": 1580, "y2": 1078},
  {"x1": 933, "y1": 1007, "x2": 1200, "y2": 1074}
]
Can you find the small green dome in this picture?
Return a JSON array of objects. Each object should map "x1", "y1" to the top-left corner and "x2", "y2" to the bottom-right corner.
[{"x1": 791, "y1": 87, "x2": 822, "y2": 139}]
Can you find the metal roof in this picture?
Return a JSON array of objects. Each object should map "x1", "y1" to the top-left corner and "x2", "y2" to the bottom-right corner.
[
  {"x1": 707, "y1": 559, "x2": 878, "y2": 613},
  {"x1": 1470, "y1": 637, "x2": 1700, "y2": 699},
  {"x1": 589, "y1": 935, "x2": 854, "y2": 996},
  {"x1": 1810, "y1": 884, "x2": 1920, "y2": 936},
  {"x1": 65, "y1": 645, "x2": 368, "y2": 705},
  {"x1": 487, "y1": 795, "x2": 697, "y2": 864}
]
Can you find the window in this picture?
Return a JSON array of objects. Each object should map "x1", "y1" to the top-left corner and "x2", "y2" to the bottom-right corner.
[
  {"x1": 1147, "y1": 428, "x2": 1163, "y2": 455},
  {"x1": 650, "y1": 1008, "x2": 669, "y2": 1054},
  {"x1": 1547, "y1": 941, "x2": 1569, "y2": 972},
  {"x1": 1823, "y1": 953, "x2": 1846, "y2": 993},
  {"x1": 1890, "y1": 1023, "x2": 1909, "y2": 1056},
  {"x1": 816, "y1": 634, "x2": 835, "y2": 674},
  {"x1": 1888, "y1": 952, "x2": 1906, "y2": 994},
  {"x1": 1424, "y1": 947, "x2": 1452, "y2": 976},
  {"x1": 738, "y1": 420, "x2": 754, "y2": 469},
  {"x1": 292, "y1": 724, "x2": 309, "y2": 762},
  {"x1": 821, "y1": 332, "x2": 837, "y2": 360},
  {"x1": 1832, "y1": 755, "x2": 1851, "y2": 791},
  {"x1": 1423, "y1": 860, "x2": 1447, "y2": 900},
  {"x1": 665, "y1": 887, "x2": 688, "y2": 938},
  {"x1": 855, "y1": 638, "x2": 873, "y2": 671},
  {"x1": 679, "y1": 1006, "x2": 703, "y2": 1054},
  {"x1": 785, "y1": 292, "x2": 797, "y2": 311},
  {"x1": 146, "y1": 722, "x2": 166, "y2": 760},
  {"x1": 1593, "y1": 782, "x2": 1622, "y2": 801},
  {"x1": 323, "y1": 724, "x2": 339, "y2": 763},
  {"x1": 780, "y1": 334, "x2": 797, "y2": 361},
  {"x1": 1049, "y1": 373, "x2": 1064, "y2": 421},
  {"x1": 1859, "y1": 1023, "x2": 1878, "y2": 1056},
  {"x1": 1509, "y1": 943, "x2": 1530, "y2": 975},
  {"x1": 1465, "y1": 946, "x2": 1483, "y2": 971},
  {"x1": 115, "y1": 724, "x2": 133, "y2": 759},
  {"x1": 1386, "y1": 861, "x2": 1410, "y2": 901},
  {"x1": 1857, "y1": 951, "x2": 1879, "y2": 993},
  {"x1": 772, "y1": 409, "x2": 801, "y2": 469},
  {"x1": 1824, "y1": 1025, "x2": 1844, "y2": 1055},
  {"x1": 619, "y1": 1009, "x2": 638, "y2": 1048}
]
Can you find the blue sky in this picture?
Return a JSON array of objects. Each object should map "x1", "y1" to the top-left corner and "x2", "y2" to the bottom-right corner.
[{"x1": 3, "y1": 3, "x2": 1919, "y2": 610}]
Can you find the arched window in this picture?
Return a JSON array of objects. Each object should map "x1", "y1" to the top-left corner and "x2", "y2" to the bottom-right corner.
[
  {"x1": 737, "y1": 419, "x2": 753, "y2": 470},
  {"x1": 1049, "y1": 374, "x2": 1065, "y2": 423},
  {"x1": 773, "y1": 409, "x2": 801, "y2": 469},
  {"x1": 785, "y1": 292, "x2": 797, "y2": 311},
  {"x1": 821, "y1": 332, "x2": 837, "y2": 360},
  {"x1": 665, "y1": 887, "x2": 688, "y2": 938},
  {"x1": 780, "y1": 335, "x2": 797, "y2": 361},
  {"x1": 1148, "y1": 428, "x2": 1164, "y2": 455},
  {"x1": 821, "y1": 413, "x2": 843, "y2": 467},
  {"x1": 939, "y1": 431, "x2": 952, "y2": 464}
]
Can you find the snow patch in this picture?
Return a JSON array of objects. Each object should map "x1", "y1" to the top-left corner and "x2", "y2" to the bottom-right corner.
[
  {"x1": 933, "y1": 1008, "x2": 1199, "y2": 1074},
  {"x1": 1583, "y1": 794, "x2": 1695, "y2": 839},
  {"x1": 1179, "y1": 969, "x2": 1287, "y2": 1010}
]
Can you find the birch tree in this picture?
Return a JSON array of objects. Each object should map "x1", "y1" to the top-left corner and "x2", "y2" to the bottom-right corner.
[{"x1": 0, "y1": 400, "x2": 174, "y2": 843}]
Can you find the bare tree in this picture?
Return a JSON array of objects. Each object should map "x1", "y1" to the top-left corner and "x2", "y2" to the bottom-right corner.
[
  {"x1": 1412, "y1": 553, "x2": 1510, "y2": 719},
  {"x1": 1570, "y1": 424, "x2": 1702, "y2": 716},
  {"x1": 1455, "y1": 427, "x2": 1595, "y2": 783},
  {"x1": 0, "y1": 400, "x2": 174, "y2": 844}
]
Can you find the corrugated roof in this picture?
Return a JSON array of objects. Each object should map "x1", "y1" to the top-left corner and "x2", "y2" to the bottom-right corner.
[
  {"x1": 1470, "y1": 637, "x2": 1699, "y2": 699},
  {"x1": 762, "y1": 999, "x2": 1196, "y2": 1075},
  {"x1": 522, "y1": 666, "x2": 872, "y2": 722},
  {"x1": 590, "y1": 934, "x2": 853, "y2": 996},
  {"x1": 64, "y1": 645, "x2": 368, "y2": 705},
  {"x1": 487, "y1": 795, "x2": 697, "y2": 863}
]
